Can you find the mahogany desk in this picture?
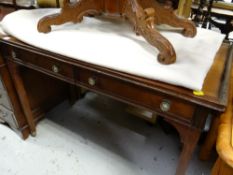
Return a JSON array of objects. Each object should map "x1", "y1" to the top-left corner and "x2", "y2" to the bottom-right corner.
[{"x1": 0, "y1": 35, "x2": 232, "y2": 175}]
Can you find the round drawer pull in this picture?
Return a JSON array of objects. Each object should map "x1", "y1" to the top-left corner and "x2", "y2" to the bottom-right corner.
[
  {"x1": 52, "y1": 65, "x2": 59, "y2": 73},
  {"x1": 160, "y1": 100, "x2": 171, "y2": 112},
  {"x1": 88, "y1": 77, "x2": 96, "y2": 86}
]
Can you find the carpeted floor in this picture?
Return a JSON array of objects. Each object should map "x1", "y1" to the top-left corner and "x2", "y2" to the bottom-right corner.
[{"x1": 0, "y1": 92, "x2": 216, "y2": 175}]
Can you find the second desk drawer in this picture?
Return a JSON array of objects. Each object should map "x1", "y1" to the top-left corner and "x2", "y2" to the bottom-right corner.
[{"x1": 75, "y1": 68, "x2": 195, "y2": 122}]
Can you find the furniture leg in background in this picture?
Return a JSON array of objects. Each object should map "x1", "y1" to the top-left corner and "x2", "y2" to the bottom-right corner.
[
  {"x1": 199, "y1": 115, "x2": 220, "y2": 160},
  {"x1": 211, "y1": 62, "x2": 233, "y2": 175},
  {"x1": 200, "y1": 45, "x2": 233, "y2": 161}
]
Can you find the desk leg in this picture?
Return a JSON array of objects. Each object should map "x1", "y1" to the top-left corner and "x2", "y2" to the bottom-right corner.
[
  {"x1": 7, "y1": 61, "x2": 36, "y2": 136},
  {"x1": 166, "y1": 120, "x2": 201, "y2": 175}
]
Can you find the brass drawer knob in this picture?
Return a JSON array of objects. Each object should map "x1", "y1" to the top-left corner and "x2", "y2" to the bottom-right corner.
[
  {"x1": 160, "y1": 100, "x2": 171, "y2": 112},
  {"x1": 88, "y1": 77, "x2": 96, "y2": 86},
  {"x1": 52, "y1": 65, "x2": 59, "y2": 73}
]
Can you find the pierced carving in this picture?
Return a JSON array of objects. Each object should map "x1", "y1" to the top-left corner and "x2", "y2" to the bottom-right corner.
[{"x1": 37, "y1": 0, "x2": 197, "y2": 65}]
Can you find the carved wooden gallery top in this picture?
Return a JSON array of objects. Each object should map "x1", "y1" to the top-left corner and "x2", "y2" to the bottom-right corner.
[{"x1": 37, "y1": 0, "x2": 197, "y2": 65}]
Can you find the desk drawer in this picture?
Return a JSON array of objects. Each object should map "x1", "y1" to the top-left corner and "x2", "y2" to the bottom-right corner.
[
  {"x1": 10, "y1": 48, "x2": 74, "y2": 82},
  {"x1": 76, "y1": 68, "x2": 195, "y2": 122}
]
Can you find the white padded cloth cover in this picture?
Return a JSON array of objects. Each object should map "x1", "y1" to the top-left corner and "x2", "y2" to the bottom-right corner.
[{"x1": 0, "y1": 9, "x2": 225, "y2": 90}]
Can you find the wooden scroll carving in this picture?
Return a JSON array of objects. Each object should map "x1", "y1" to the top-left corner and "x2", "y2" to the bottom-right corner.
[{"x1": 37, "y1": 0, "x2": 197, "y2": 64}]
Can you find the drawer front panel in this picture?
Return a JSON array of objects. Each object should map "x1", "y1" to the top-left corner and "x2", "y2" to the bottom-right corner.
[
  {"x1": 10, "y1": 48, "x2": 74, "y2": 82},
  {"x1": 76, "y1": 68, "x2": 195, "y2": 122}
]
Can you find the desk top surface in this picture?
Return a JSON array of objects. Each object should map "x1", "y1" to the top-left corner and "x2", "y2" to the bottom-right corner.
[
  {"x1": 0, "y1": 35, "x2": 232, "y2": 112},
  {"x1": 1, "y1": 9, "x2": 226, "y2": 91}
]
